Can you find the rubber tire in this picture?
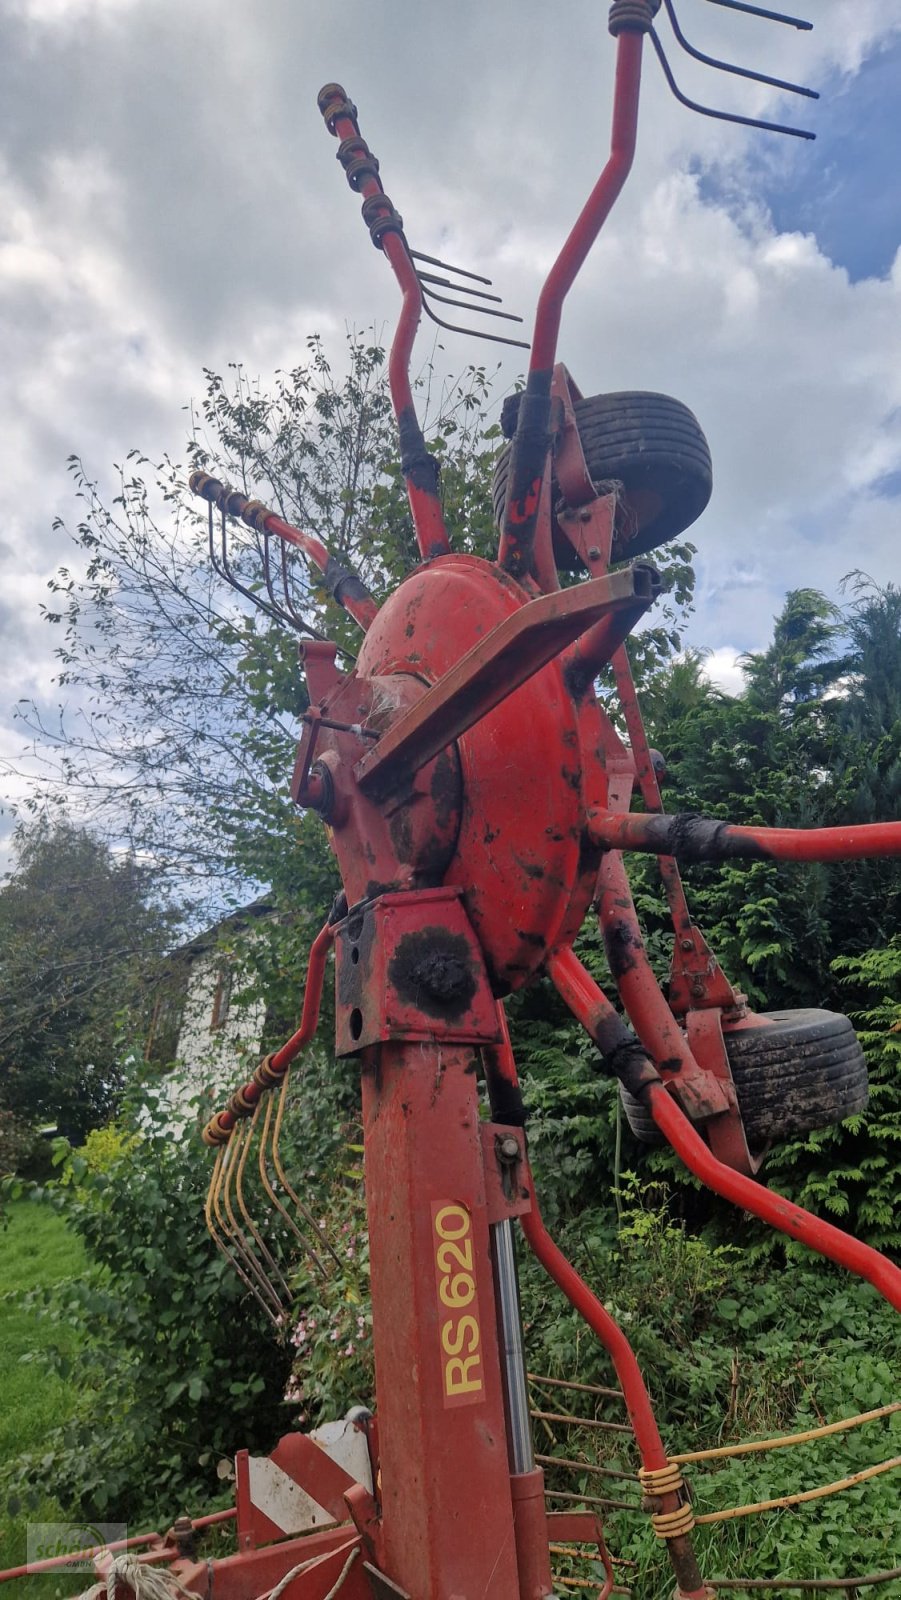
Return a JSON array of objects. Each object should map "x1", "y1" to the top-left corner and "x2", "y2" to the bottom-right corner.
[
  {"x1": 619, "y1": 1008, "x2": 869, "y2": 1147},
  {"x1": 492, "y1": 390, "x2": 713, "y2": 566}
]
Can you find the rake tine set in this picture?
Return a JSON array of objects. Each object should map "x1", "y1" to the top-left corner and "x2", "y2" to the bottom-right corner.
[
  {"x1": 409, "y1": 249, "x2": 530, "y2": 351},
  {"x1": 206, "y1": 498, "x2": 330, "y2": 642},
  {"x1": 202, "y1": 924, "x2": 342, "y2": 1328},
  {"x1": 651, "y1": 0, "x2": 818, "y2": 139},
  {"x1": 204, "y1": 1068, "x2": 342, "y2": 1328}
]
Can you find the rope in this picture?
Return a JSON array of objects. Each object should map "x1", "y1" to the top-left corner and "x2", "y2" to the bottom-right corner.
[
  {"x1": 268, "y1": 1543, "x2": 359, "y2": 1600},
  {"x1": 76, "y1": 1555, "x2": 197, "y2": 1600},
  {"x1": 695, "y1": 1454, "x2": 901, "y2": 1525},
  {"x1": 671, "y1": 1402, "x2": 901, "y2": 1466}
]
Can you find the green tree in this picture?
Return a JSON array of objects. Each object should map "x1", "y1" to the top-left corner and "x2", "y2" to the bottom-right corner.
[
  {"x1": 0, "y1": 820, "x2": 171, "y2": 1140},
  {"x1": 10, "y1": 336, "x2": 502, "y2": 920}
]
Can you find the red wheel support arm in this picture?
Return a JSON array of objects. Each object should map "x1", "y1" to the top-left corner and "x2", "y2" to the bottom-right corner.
[
  {"x1": 646, "y1": 1083, "x2": 901, "y2": 1313},
  {"x1": 588, "y1": 808, "x2": 901, "y2": 863},
  {"x1": 499, "y1": 25, "x2": 647, "y2": 581},
  {"x1": 583, "y1": 856, "x2": 901, "y2": 1310}
]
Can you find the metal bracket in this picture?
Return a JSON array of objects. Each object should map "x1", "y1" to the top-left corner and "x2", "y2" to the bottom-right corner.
[
  {"x1": 334, "y1": 889, "x2": 500, "y2": 1055},
  {"x1": 481, "y1": 1124, "x2": 532, "y2": 1225},
  {"x1": 685, "y1": 1007, "x2": 767, "y2": 1176}
]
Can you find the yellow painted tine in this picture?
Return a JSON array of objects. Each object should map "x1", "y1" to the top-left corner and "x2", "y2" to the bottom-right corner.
[
  {"x1": 271, "y1": 1069, "x2": 343, "y2": 1273},
  {"x1": 206, "y1": 1140, "x2": 281, "y2": 1326},
  {"x1": 221, "y1": 1123, "x2": 287, "y2": 1318},
  {"x1": 258, "y1": 1090, "x2": 329, "y2": 1280},
  {"x1": 234, "y1": 1099, "x2": 293, "y2": 1298}
]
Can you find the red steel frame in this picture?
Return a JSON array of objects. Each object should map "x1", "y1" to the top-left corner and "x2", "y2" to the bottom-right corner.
[{"x1": 18, "y1": 9, "x2": 901, "y2": 1600}]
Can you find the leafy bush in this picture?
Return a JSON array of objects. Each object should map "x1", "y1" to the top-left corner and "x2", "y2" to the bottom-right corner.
[
  {"x1": 521, "y1": 1184, "x2": 901, "y2": 1591},
  {"x1": 762, "y1": 939, "x2": 901, "y2": 1255},
  {"x1": 2, "y1": 1082, "x2": 293, "y2": 1526},
  {"x1": 0, "y1": 1110, "x2": 43, "y2": 1183}
]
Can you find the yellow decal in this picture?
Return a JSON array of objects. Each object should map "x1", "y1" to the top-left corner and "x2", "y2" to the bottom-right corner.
[{"x1": 432, "y1": 1201, "x2": 484, "y2": 1408}]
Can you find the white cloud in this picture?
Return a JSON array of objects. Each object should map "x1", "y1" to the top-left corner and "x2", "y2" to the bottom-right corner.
[
  {"x1": 1, "y1": 0, "x2": 900, "y2": 850},
  {"x1": 703, "y1": 647, "x2": 747, "y2": 699}
]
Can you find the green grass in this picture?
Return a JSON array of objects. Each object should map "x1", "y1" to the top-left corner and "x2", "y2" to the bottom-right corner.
[{"x1": 0, "y1": 1199, "x2": 87, "y2": 1597}]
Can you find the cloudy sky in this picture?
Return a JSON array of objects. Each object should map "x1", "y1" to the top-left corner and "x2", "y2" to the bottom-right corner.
[{"x1": 2, "y1": 0, "x2": 900, "y2": 850}]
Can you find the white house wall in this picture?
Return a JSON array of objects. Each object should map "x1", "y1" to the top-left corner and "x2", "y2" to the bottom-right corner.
[{"x1": 164, "y1": 947, "x2": 268, "y2": 1134}]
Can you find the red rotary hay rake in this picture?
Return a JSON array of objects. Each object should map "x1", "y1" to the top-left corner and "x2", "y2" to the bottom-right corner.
[{"x1": 10, "y1": 4, "x2": 901, "y2": 1598}]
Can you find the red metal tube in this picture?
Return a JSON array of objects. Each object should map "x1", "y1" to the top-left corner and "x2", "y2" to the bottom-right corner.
[
  {"x1": 329, "y1": 109, "x2": 450, "y2": 561},
  {"x1": 520, "y1": 1196, "x2": 666, "y2": 1468},
  {"x1": 646, "y1": 1083, "x2": 901, "y2": 1313},
  {"x1": 0, "y1": 1532, "x2": 162, "y2": 1583},
  {"x1": 189, "y1": 1508, "x2": 237, "y2": 1530},
  {"x1": 593, "y1": 854, "x2": 724, "y2": 1104},
  {"x1": 530, "y1": 31, "x2": 644, "y2": 374},
  {"x1": 588, "y1": 808, "x2": 901, "y2": 864},
  {"x1": 202, "y1": 922, "x2": 334, "y2": 1145},
  {"x1": 520, "y1": 1193, "x2": 708, "y2": 1600},
  {"x1": 490, "y1": 1004, "x2": 708, "y2": 1599},
  {"x1": 270, "y1": 922, "x2": 335, "y2": 1072}
]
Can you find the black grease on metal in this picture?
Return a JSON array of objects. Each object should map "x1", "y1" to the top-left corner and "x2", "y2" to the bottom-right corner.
[
  {"x1": 388, "y1": 926, "x2": 479, "y2": 1021},
  {"x1": 397, "y1": 405, "x2": 441, "y2": 496},
  {"x1": 323, "y1": 554, "x2": 375, "y2": 611},
  {"x1": 328, "y1": 889, "x2": 349, "y2": 926},
  {"x1": 603, "y1": 915, "x2": 643, "y2": 979},
  {"x1": 632, "y1": 812, "x2": 772, "y2": 863},
  {"x1": 430, "y1": 748, "x2": 462, "y2": 835},
  {"x1": 564, "y1": 655, "x2": 596, "y2": 702},
  {"x1": 610, "y1": 1042, "x2": 660, "y2": 1097},
  {"x1": 482, "y1": 1050, "x2": 528, "y2": 1127},
  {"x1": 499, "y1": 370, "x2": 553, "y2": 580},
  {"x1": 590, "y1": 1010, "x2": 660, "y2": 1095},
  {"x1": 577, "y1": 830, "x2": 603, "y2": 881}
]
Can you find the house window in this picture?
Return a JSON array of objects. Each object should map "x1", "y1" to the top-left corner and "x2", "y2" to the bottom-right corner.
[
  {"x1": 145, "y1": 984, "x2": 184, "y2": 1066},
  {"x1": 210, "y1": 965, "x2": 233, "y2": 1032}
]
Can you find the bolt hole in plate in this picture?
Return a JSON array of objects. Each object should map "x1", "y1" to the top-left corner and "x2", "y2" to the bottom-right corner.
[
  {"x1": 351, "y1": 945, "x2": 360, "y2": 965},
  {"x1": 350, "y1": 1007, "x2": 364, "y2": 1041},
  {"x1": 354, "y1": 555, "x2": 607, "y2": 993}
]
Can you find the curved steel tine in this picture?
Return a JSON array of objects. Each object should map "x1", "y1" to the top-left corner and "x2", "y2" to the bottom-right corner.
[
  {"x1": 207, "y1": 1140, "x2": 283, "y2": 1326},
  {"x1": 221, "y1": 1122, "x2": 288, "y2": 1317},
  {"x1": 649, "y1": 27, "x2": 816, "y2": 139},
  {"x1": 421, "y1": 299, "x2": 531, "y2": 350},
  {"x1": 234, "y1": 1099, "x2": 294, "y2": 1299},
  {"x1": 421, "y1": 285, "x2": 525, "y2": 325},
  {"x1": 278, "y1": 540, "x2": 309, "y2": 630},
  {"x1": 701, "y1": 0, "x2": 812, "y2": 28},
  {"x1": 261, "y1": 528, "x2": 284, "y2": 615},
  {"x1": 415, "y1": 271, "x2": 504, "y2": 304},
  {"x1": 271, "y1": 1070, "x2": 344, "y2": 1274},
  {"x1": 663, "y1": 0, "x2": 817, "y2": 97},
  {"x1": 208, "y1": 501, "x2": 227, "y2": 584},
  {"x1": 409, "y1": 249, "x2": 493, "y2": 285},
  {"x1": 218, "y1": 505, "x2": 330, "y2": 641},
  {"x1": 218, "y1": 505, "x2": 297, "y2": 630},
  {"x1": 258, "y1": 1090, "x2": 329, "y2": 1280}
]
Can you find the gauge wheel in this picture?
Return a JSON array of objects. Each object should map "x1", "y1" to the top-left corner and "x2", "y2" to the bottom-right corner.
[
  {"x1": 493, "y1": 389, "x2": 712, "y2": 568},
  {"x1": 619, "y1": 1008, "x2": 869, "y2": 1146}
]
